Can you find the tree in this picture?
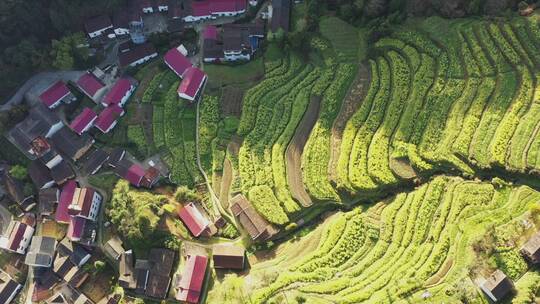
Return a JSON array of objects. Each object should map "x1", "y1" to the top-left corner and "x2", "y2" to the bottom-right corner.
[
  {"x1": 9, "y1": 165, "x2": 27, "y2": 180},
  {"x1": 174, "y1": 186, "x2": 201, "y2": 203},
  {"x1": 51, "y1": 32, "x2": 89, "y2": 70}
]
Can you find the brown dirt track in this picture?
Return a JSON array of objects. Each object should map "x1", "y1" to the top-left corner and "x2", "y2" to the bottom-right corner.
[
  {"x1": 285, "y1": 96, "x2": 322, "y2": 207},
  {"x1": 328, "y1": 63, "x2": 371, "y2": 183}
]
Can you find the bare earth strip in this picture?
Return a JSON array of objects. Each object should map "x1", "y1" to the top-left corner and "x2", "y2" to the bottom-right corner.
[
  {"x1": 285, "y1": 96, "x2": 322, "y2": 207},
  {"x1": 328, "y1": 64, "x2": 371, "y2": 183},
  {"x1": 219, "y1": 158, "x2": 232, "y2": 209}
]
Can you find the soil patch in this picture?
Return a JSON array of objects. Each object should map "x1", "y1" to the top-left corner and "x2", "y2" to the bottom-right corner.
[
  {"x1": 221, "y1": 86, "x2": 244, "y2": 117},
  {"x1": 285, "y1": 96, "x2": 322, "y2": 207},
  {"x1": 328, "y1": 63, "x2": 371, "y2": 182},
  {"x1": 219, "y1": 158, "x2": 233, "y2": 209}
]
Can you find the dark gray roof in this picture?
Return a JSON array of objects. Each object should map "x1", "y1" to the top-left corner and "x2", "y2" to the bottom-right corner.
[
  {"x1": 113, "y1": 10, "x2": 129, "y2": 29},
  {"x1": 83, "y1": 149, "x2": 109, "y2": 175},
  {"x1": 85, "y1": 15, "x2": 113, "y2": 33},
  {"x1": 57, "y1": 238, "x2": 91, "y2": 267},
  {"x1": 25, "y1": 236, "x2": 57, "y2": 267},
  {"x1": 28, "y1": 160, "x2": 53, "y2": 189},
  {"x1": 49, "y1": 127, "x2": 94, "y2": 161},
  {"x1": 39, "y1": 187, "x2": 59, "y2": 215},
  {"x1": 108, "y1": 148, "x2": 126, "y2": 167},
  {"x1": 0, "y1": 278, "x2": 21, "y2": 304},
  {"x1": 50, "y1": 161, "x2": 75, "y2": 185},
  {"x1": 271, "y1": 0, "x2": 290, "y2": 32}
]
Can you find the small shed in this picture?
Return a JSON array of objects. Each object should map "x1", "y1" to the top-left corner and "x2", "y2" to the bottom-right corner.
[
  {"x1": 212, "y1": 244, "x2": 245, "y2": 270},
  {"x1": 480, "y1": 270, "x2": 513, "y2": 302},
  {"x1": 520, "y1": 231, "x2": 540, "y2": 264}
]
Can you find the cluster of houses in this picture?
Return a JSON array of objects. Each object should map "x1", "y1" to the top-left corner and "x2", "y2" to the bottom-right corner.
[
  {"x1": 203, "y1": 23, "x2": 264, "y2": 63},
  {"x1": 164, "y1": 46, "x2": 207, "y2": 101},
  {"x1": 476, "y1": 230, "x2": 540, "y2": 302},
  {"x1": 104, "y1": 231, "x2": 246, "y2": 303}
]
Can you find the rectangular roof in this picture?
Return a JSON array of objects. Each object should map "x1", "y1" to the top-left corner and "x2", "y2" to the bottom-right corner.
[
  {"x1": 176, "y1": 255, "x2": 208, "y2": 303},
  {"x1": 95, "y1": 105, "x2": 124, "y2": 133},
  {"x1": 103, "y1": 78, "x2": 133, "y2": 106},
  {"x1": 39, "y1": 81, "x2": 71, "y2": 108},
  {"x1": 178, "y1": 203, "x2": 210, "y2": 237},
  {"x1": 70, "y1": 108, "x2": 97, "y2": 135},
  {"x1": 164, "y1": 47, "x2": 192, "y2": 77},
  {"x1": 230, "y1": 194, "x2": 269, "y2": 241},
  {"x1": 212, "y1": 244, "x2": 245, "y2": 269},
  {"x1": 50, "y1": 160, "x2": 75, "y2": 185},
  {"x1": 49, "y1": 127, "x2": 94, "y2": 161},
  {"x1": 85, "y1": 15, "x2": 113, "y2": 34},
  {"x1": 56, "y1": 180, "x2": 77, "y2": 223},
  {"x1": 28, "y1": 160, "x2": 53, "y2": 189},
  {"x1": 25, "y1": 236, "x2": 56, "y2": 267},
  {"x1": 76, "y1": 73, "x2": 105, "y2": 98},
  {"x1": 119, "y1": 43, "x2": 157, "y2": 67},
  {"x1": 178, "y1": 67, "x2": 206, "y2": 99}
]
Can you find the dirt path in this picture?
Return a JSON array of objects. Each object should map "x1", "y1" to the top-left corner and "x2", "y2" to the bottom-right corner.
[
  {"x1": 285, "y1": 96, "x2": 322, "y2": 207},
  {"x1": 328, "y1": 63, "x2": 371, "y2": 183},
  {"x1": 219, "y1": 158, "x2": 233, "y2": 209}
]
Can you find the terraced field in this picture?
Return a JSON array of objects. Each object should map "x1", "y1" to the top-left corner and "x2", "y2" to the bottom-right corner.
[
  {"x1": 209, "y1": 15, "x2": 540, "y2": 304},
  {"x1": 235, "y1": 176, "x2": 540, "y2": 303}
]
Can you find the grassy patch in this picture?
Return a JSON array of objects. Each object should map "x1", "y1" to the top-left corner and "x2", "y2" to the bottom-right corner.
[
  {"x1": 320, "y1": 16, "x2": 364, "y2": 62},
  {"x1": 205, "y1": 57, "x2": 265, "y2": 91}
]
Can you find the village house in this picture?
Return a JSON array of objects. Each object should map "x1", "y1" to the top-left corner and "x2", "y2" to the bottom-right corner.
[
  {"x1": 480, "y1": 269, "x2": 513, "y2": 302},
  {"x1": 230, "y1": 194, "x2": 271, "y2": 241},
  {"x1": 85, "y1": 15, "x2": 114, "y2": 38},
  {"x1": 270, "y1": 0, "x2": 291, "y2": 33},
  {"x1": 520, "y1": 230, "x2": 540, "y2": 264},
  {"x1": 203, "y1": 23, "x2": 264, "y2": 63},
  {"x1": 57, "y1": 238, "x2": 92, "y2": 267},
  {"x1": 113, "y1": 158, "x2": 161, "y2": 188},
  {"x1": 119, "y1": 250, "x2": 136, "y2": 289},
  {"x1": 95, "y1": 105, "x2": 125, "y2": 133},
  {"x1": 119, "y1": 42, "x2": 158, "y2": 67},
  {"x1": 177, "y1": 202, "x2": 211, "y2": 237},
  {"x1": 49, "y1": 127, "x2": 95, "y2": 162},
  {"x1": 50, "y1": 160, "x2": 75, "y2": 185},
  {"x1": 113, "y1": 10, "x2": 130, "y2": 36},
  {"x1": 175, "y1": 255, "x2": 208, "y2": 304},
  {"x1": 38, "y1": 187, "x2": 59, "y2": 217},
  {"x1": 212, "y1": 244, "x2": 245, "y2": 270},
  {"x1": 39, "y1": 81, "x2": 75, "y2": 109},
  {"x1": 28, "y1": 160, "x2": 55, "y2": 190},
  {"x1": 104, "y1": 236, "x2": 125, "y2": 260},
  {"x1": 182, "y1": 0, "x2": 247, "y2": 22},
  {"x1": 0, "y1": 163, "x2": 36, "y2": 211},
  {"x1": 70, "y1": 108, "x2": 98, "y2": 135},
  {"x1": 24, "y1": 236, "x2": 57, "y2": 268},
  {"x1": 31, "y1": 268, "x2": 62, "y2": 302},
  {"x1": 76, "y1": 72, "x2": 106, "y2": 101},
  {"x1": 164, "y1": 46, "x2": 192, "y2": 77},
  {"x1": 102, "y1": 78, "x2": 136, "y2": 107},
  {"x1": 140, "y1": 0, "x2": 154, "y2": 13},
  {"x1": 121, "y1": 248, "x2": 175, "y2": 299},
  {"x1": 0, "y1": 220, "x2": 34, "y2": 254},
  {"x1": 82, "y1": 149, "x2": 110, "y2": 175},
  {"x1": 177, "y1": 67, "x2": 207, "y2": 101},
  {"x1": 157, "y1": 0, "x2": 169, "y2": 12},
  {"x1": 8, "y1": 104, "x2": 63, "y2": 159},
  {"x1": 0, "y1": 271, "x2": 22, "y2": 304},
  {"x1": 56, "y1": 180, "x2": 101, "y2": 244}
]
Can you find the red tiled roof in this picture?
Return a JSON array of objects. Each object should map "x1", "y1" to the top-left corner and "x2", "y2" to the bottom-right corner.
[
  {"x1": 39, "y1": 81, "x2": 70, "y2": 108},
  {"x1": 176, "y1": 255, "x2": 208, "y2": 303},
  {"x1": 164, "y1": 48, "x2": 192, "y2": 77},
  {"x1": 76, "y1": 73, "x2": 105, "y2": 97},
  {"x1": 177, "y1": 203, "x2": 209, "y2": 237},
  {"x1": 192, "y1": 1, "x2": 211, "y2": 16},
  {"x1": 211, "y1": 0, "x2": 247, "y2": 13},
  {"x1": 203, "y1": 26, "x2": 218, "y2": 40},
  {"x1": 95, "y1": 105, "x2": 124, "y2": 133},
  {"x1": 67, "y1": 217, "x2": 86, "y2": 241},
  {"x1": 178, "y1": 67, "x2": 206, "y2": 99},
  {"x1": 56, "y1": 180, "x2": 77, "y2": 223},
  {"x1": 69, "y1": 108, "x2": 97, "y2": 135},
  {"x1": 190, "y1": 0, "x2": 246, "y2": 16},
  {"x1": 125, "y1": 164, "x2": 145, "y2": 186},
  {"x1": 103, "y1": 78, "x2": 133, "y2": 106}
]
